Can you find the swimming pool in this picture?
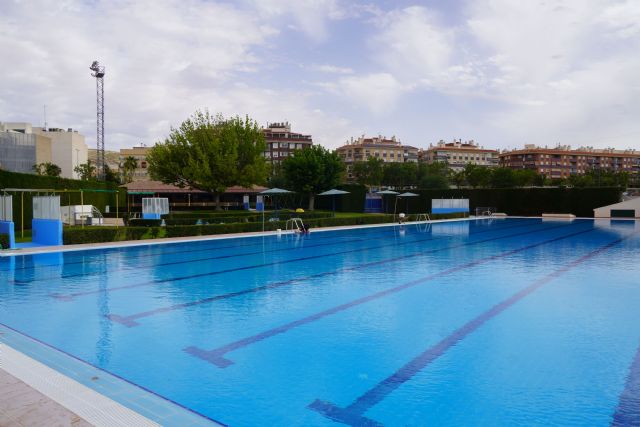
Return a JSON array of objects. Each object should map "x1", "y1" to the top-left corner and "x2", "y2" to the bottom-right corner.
[{"x1": 1, "y1": 218, "x2": 639, "y2": 426}]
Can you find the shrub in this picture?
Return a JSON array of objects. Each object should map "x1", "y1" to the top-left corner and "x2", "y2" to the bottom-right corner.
[
  {"x1": 128, "y1": 219, "x2": 162, "y2": 227},
  {"x1": 0, "y1": 233, "x2": 9, "y2": 249},
  {"x1": 63, "y1": 227, "x2": 120, "y2": 244}
]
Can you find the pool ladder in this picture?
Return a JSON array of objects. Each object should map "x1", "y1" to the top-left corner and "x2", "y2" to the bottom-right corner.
[
  {"x1": 285, "y1": 217, "x2": 305, "y2": 232},
  {"x1": 416, "y1": 213, "x2": 431, "y2": 222}
]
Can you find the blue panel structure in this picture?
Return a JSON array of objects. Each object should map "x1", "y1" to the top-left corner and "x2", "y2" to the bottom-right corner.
[
  {"x1": 31, "y1": 219, "x2": 63, "y2": 246},
  {"x1": 142, "y1": 213, "x2": 161, "y2": 219},
  {"x1": 432, "y1": 208, "x2": 470, "y2": 214},
  {"x1": 0, "y1": 220, "x2": 16, "y2": 249}
]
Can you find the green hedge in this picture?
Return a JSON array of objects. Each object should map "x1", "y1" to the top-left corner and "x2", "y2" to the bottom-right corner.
[
  {"x1": 314, "y1": 184, "x2": 367, "y2": 213},
  {"x1": 0, "y1": 233, "x2": 9, "y2": 249},
  {"x1": 63, "y1": 227, "x2": 120, "y2": 245},
  {"x1": 128, "y1": 219, "x2": 163, "y2": 227},
  {"x1": 0, "y1": 170, "x2": 125, "y2": 230}
]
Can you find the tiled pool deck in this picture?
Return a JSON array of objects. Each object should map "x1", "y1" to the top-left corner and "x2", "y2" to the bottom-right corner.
[{"x1": 0, "y1": 369, "x2": 91, "y2": 427}]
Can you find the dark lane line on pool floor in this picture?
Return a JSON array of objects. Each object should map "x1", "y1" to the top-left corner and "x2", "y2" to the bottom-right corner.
[
  {"x1": 51, "y1": 220, "x2": 550, "y2": 301},
  {"x1": 183, "y1": 225, "x2": 597, "y2": 368},
  {"x1": 611, "y1": 342, "x2": 640, "y2": 426},
  {"x1": 10, "y1": 223, "x2": 425, "y2": 280},
  {"x1": 106, "y1": 222, "x2": 586, "y2": 326},
  {"x1": 2, "y1": 221, "x2": 417, "y2": 273},
  {"x1": 308, "y1": 233, "x2": 636, "y2": 427}
]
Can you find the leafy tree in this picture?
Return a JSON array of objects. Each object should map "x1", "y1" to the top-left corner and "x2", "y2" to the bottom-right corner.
[
  {"x1": 104, "y1": 164, "x2": 121, "y2": 184},
  {"x1": 513, "y1": 169, "x2": 538, "y2": 187},
  {"x1": 451, "y1": 169, "x2": 466, "y2": 188},
  {"x1": 464, "y1": 164, "x2": 491, "y2": 188},
  {"x1": 418, "y1": 162, "x2": 449, "y2": 189},
  {"x1": 281, "y1": 145, "x2": 345, "y2": 210},
  {"x1": 489, "y1": 167, "x2": 516, "y2": 188},
  {"x1": 32, "y1": 162, "x2": 62, "y2": 177},
  {"x1": 147, "y1": 111, "x2": 268, "y2": 210},
  {"x1": 74, "y1": 160, "x2": 97, "y2": 181},
  {"x1": 121, "y1": 155, "x2": 138, "y2": 183},
  {"x1": 352, "y1": 157, "x2": 384, "y2": 188}
]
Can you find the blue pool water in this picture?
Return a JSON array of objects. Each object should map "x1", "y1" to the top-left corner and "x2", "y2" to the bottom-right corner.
[{"x1": 1, "y1": 218, "x2": 640, "y2": 426}]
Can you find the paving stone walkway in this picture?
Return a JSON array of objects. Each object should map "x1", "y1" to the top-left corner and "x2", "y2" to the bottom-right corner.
[{"x1": 0, "y1": 369, "x2": 92, "y2": 427}]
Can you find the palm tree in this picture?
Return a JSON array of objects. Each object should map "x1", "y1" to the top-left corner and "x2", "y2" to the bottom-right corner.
[{"x1": 122, "y1": 156, "x2": 138, "y2": 183}]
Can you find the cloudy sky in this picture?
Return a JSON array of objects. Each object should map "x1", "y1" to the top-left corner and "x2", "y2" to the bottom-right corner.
[{"x1": 1, "y1": 0, "x2": 639, "y2": 152}]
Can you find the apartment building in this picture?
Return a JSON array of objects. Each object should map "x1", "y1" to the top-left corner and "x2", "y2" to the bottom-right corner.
[
  {"x1": 262, "y1": 122, "x2": 313, "y2": 166},
  {"x1": 499, "y1": 144, "x2": 640, "y2": 179},
  {"x1": 119, "y1": 145, "x2": 152, "y2": 181},
  {"x1": 0, "y1": 122, "x2": 87, "y2": 178},
  {"x1": 335, "y1": 135, "x2": 419, "y2": 180},
  {"x1": 419, "y1": 139, "x2": 499, "y2": 171}
]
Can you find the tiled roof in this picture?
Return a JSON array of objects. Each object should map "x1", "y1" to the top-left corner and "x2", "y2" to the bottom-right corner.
[{"x1": 121, "y1": 180, "x2": 267, "y2": 194}]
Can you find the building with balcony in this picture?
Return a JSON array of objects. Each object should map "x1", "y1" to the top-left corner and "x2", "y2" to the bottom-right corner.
[
  {"x1": 262, "y1": 122, "x2": 313, "y2": 167},
  {"x1": 499, "y1": 144, "x2": 640, "y2": 179},
  {"x1": 335, "y1": 135, "x2": 418, "y2": 180},
  {"x1": 418, "y1": 139, "x2": 499, "y2": 171},
  {"x1": 119, "y1": 145, "x2": 152, "y2": 181}
]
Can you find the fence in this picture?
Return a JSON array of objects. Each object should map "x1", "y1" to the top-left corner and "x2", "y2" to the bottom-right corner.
[
  {"x1": 142, "y1": 197, "x2": 170, "y2": 219},
  {"x1": 0, "y1": 196, "x2": 12, "y2": 221},
  {"x1": 431, "y1": 198, "x2": 469, "y2": 214},
  {"x1": 33, "y1": 196, "x2": 61, "y2": 220}
]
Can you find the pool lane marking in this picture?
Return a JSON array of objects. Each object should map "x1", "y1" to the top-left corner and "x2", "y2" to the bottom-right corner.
[
  {"x1": 0, "y1": 322, "x2": 228, "y2": 427},
  {"x1": 183, "y1": 225, "x2": 597, "y2": 368},
  {"x1": 11, "y1": 223, "x2": 423, "y2": 281},
  {"x1": 35, "y1": 219, "x2": 529, "y2": 286},
  {"x1": 611, "y1": 342, "x2": 640, "y2": 426},
  {"x1": 15, "y1": 234, "x2": 374, "y2": 284},
  {"x1": 2, "y1": 221, "x2": 414, "y2": 273},
  {"x1": 308, "y1": 233, "x2": 635, "y2": 427},
  {"x1": 51, "y1": 219, "x2": 548, "y2": 301},
  {"x1": 107, "y1": 221, "x2": 586, "y2": 327}
]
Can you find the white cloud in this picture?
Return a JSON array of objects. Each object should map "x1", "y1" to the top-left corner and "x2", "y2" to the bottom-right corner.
[
  {"x1": 246, "y1": 0, "x2": 345, "y2": 42},
  {"x1": 372, "y1": 6, "x2": 455, "y2": 85},
  {"x1": 314, "y1": 64, "x2": 354, "y2": 74},
  {"x1": 327, "y1": 73, "x2": 408, "y2": 115}
]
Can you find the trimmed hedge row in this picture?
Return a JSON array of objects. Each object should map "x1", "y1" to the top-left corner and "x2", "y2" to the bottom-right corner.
[
  {"x1": 60, "y1": 214, "x2": 405, "y2": 244},
  {"x1": 62, "y1": 226, "x2": 166, "y2": 244},
  {"x1": 407, "y1": 187, "x2": 621, "y2": 217}
]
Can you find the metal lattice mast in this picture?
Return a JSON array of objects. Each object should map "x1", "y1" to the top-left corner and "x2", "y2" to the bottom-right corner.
[{"x1": 89, "y1": 61, "x2": 105, "y2": 180}]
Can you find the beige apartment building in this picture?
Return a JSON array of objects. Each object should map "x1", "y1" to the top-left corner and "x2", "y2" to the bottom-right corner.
[
  {"x1": 119, "y1": 145, "x2": 152, "y2": 181},
  {"x1": 419, "y1": 139, "x2": 499, "y2": 171},
  {"x1": 335, "y1": 135, "x2": 419, "y2": 180},
  {"x1": 0, "y1": 122, "x2": 87, "y2": 178},
  {"x1": 499, "y1": 144, "x2": 640, "y2": 179}
]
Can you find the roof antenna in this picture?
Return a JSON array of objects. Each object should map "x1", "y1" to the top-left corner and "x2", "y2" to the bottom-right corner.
[{"x1": 43, "y1": 104, "x2": 48, "y2": 131}]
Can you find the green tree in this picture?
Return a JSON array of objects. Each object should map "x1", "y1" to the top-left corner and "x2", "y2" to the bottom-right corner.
[
  {"x1": 418, "y1": 162, "x2": 449, "y2": 189},
  {"x1": 464, "y1": 164, "x2": 491, "y2": 188},
  {"x1": 281, "y1": 145, "x2": 345, "y2": 210},
  {"x1": 513, "y1": 169, "x2": 538, "y2": 187},
  {"x1": 147, "y1": 111, "x2": 268, "y2": 210},
  {"x1": 32, "y1": 162, "x2": 62, "y2": 177},
  {"x1": 451, "y1": 169, "x2": 466, "y2": 188},
  {"x1": 74, "y1": 160, "x2": 96, "y2": 180},
  {"x1": 351, "y1": 157, "x2": 384, "y2": 188},
  {"x1": 121, "y1": 155, "x2": 138, "y2": 183},
  {"x1": 104, "y1": 164, "x2": 121, "y2": 184},
  {"x1": 489, "y1": 167, "x2": 516, "y2": 188}
]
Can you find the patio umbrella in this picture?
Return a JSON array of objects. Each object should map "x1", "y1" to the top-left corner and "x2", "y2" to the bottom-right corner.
[
  {"x1": 260, "y1": 188, "x2": 293, "y2": 231},
  {"x1": 376, "y1": 190, "x2": 399, "y2": 214},
  {"x1": 318, "y1": 189, "x2": 350, "y2": 217},
  {"x1": 397, "y1": 192, "x2": 419, "y2": 215}
]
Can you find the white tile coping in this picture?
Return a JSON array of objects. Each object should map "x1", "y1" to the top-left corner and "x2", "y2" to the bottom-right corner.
[{"x1": 0, "y1": 344, "x2": 159, "y2": 427}]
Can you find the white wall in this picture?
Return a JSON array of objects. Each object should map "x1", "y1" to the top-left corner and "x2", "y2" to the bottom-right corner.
[{"x1": 33, "y1": 128, "x2": 88, "y2": 179}]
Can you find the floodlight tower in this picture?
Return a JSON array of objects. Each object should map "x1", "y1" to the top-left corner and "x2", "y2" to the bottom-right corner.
[{"x1": 89, "y1": 60, "x2": 106, "y2": 180}]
